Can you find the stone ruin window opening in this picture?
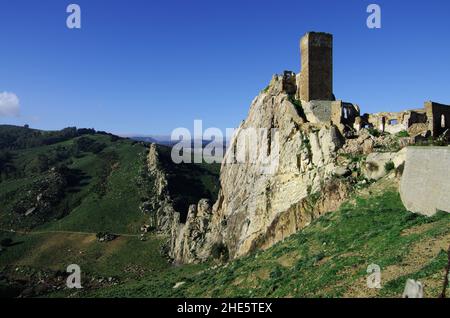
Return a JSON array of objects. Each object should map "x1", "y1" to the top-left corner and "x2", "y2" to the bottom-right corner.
[
  {"x1": 441, "y1": 114, "x2": 446, "y2": 128},
  {"x1": 381, "y1": 117, "x2": 386, "y2": 132},
  {"x1": 389, "y1": 119, "x2": 398, "y2": 125},
  {"x1": 343, "y1": 107, "x2": 348, "y2": 119}
]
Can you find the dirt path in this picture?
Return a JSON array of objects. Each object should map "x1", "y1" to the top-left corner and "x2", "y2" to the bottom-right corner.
[{"x1": 0, "y1": 228, "x2": 142, "y2": 238}]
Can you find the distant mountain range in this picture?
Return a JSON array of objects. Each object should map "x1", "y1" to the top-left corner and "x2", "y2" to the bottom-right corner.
[
  {"x1": 126, "y1": 135, "x2": 175, "y2": 146},
  {"x1": 126, "y1": 135, "x2": 229, "y2": 148}
]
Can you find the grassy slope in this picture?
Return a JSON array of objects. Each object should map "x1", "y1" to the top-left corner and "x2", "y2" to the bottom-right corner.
[
  {"x1": 86, "y1": 180, "x2": 450, "y2": 298},
  {"x1": 0, "y1": 135, "x2": 148, "y2": 233},
  {"x1": 0, "y1": 232, "x2": 167, "y2": 278},
  {"x1": 0, "y1": 128, "x2": 221, "y2": 298},
  {"x1": 0, "y1": 132, "x2": 171, "y2": 296},
  {"x1": 41, "y1": 136, "x2": 147, "y2": 234}
]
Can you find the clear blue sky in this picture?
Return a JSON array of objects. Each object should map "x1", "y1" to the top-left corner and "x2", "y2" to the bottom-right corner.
[{"x1": 0, "y1": 0, "x2": 449, "y2": 135}]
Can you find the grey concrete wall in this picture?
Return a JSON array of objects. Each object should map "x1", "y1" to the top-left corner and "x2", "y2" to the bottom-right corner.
[{"x1": 400, "y1": 147, "x2": 450, "y2": 216}]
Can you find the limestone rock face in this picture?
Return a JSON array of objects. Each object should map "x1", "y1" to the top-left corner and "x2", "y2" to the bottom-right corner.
[
  {"x1": 169, "y1": 75, "x2": 349, "y2": 263},
  {"x1": 146, "y1": 143, "x2": 176, "y2": 233},
  {"x1": 169, "y1": 199, "x2": 213, "y2": 263},
  {"x1": 340, "y1": 129, "x2": 375, "y2": 155},
  {"x1": 147, "y1": 144, "x2": 168, "y2": 197}
]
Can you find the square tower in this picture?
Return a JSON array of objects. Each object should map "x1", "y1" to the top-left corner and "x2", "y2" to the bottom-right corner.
[{"x1": 299, "y1": 32, "x2": 333, "y2": 102}]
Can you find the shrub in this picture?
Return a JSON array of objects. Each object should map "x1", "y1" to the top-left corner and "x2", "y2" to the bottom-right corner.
[
  {"x1": 96, "y1": 232, "x2": 117, "y2": 242},
  {"x1": 75, "y1": 137, "x2": 106, "y2": 154},
  {"x1": 384, "y1": 161, "x2": 395, "y2": 173},
  {"x1": 368, "y1": 128, "x2": 381, "y2": 137},
  {"x1": 269, "y1": 266, "x2": 283, "y2": 280},
  {"x1": 288, "y1": 96, "x2": 307, "y2": 120},
  {"x1": 397, "y1": 130, "x2": 410, "y2": 138}
]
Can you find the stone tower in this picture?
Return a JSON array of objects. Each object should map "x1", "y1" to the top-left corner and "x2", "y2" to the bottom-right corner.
[{"x1": 299, "y1": 32, "x2": 333, "y2": 102}]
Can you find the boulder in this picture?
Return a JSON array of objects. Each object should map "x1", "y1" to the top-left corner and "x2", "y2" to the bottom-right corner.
[
  {"x1": 173, "y1": 282, "x2": 186, "y2": 289},
  {"x1": 333, "y1": 166, "x2": 351, "y2": 177},
  {"x1": 402, "y1": 279, "x2": 424, "y2": 298},
  {"x1": 408, "y1": 123, "x2": 428, "y2": 137},
  {"x1": 362, "y1": 149, "x2": 406, "y2": 180}
]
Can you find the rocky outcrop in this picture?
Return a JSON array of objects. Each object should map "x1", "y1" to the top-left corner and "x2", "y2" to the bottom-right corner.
[
  {"x1": 10, "y1": 167, "x2": 68, "y2": 228},
  {"x1": 164, "y1": 74, "x2": 421, "y2": 264},
  {"x1": 145, "y1": 143, "x2": 176, "y2": 233},
  {"x1": 169, "y1": 199, "x2": 213, "y2": 263},
  {"x1": 340, "y1": 129, "x2": 411, "y2": 155},
  {"x1": 168, "y1": 75, "x2": 353, "y2": 263}
]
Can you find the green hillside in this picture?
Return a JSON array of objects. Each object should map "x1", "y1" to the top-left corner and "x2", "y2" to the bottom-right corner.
[
  {"x1": 83, "y1": 183, "x2": 450, "y2": 298},
  {"x1": 0, "y1": 125, "x2": 221, "y2": 298},
  {"x1": 0, "y1": 125, "x2": 155, "y2": 296},
  {"x1": 0, "y1": 126, "x2": 147, "y2": 233}
]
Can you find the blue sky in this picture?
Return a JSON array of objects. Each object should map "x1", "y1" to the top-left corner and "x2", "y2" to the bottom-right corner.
[{"x1": 0, "y1": 0, "x2": 449, "y2": 135}]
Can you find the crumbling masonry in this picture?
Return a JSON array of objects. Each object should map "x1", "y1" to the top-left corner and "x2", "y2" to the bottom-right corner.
[{"x1": 281, "y1": 31, "x2": 450, "y2": 139}]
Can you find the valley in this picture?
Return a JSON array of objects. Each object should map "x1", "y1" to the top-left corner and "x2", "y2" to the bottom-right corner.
[
  {"x1": 0, "y1": 124, "x2": 448, "y2": 298},
  {"x1": 0, "y1": 125, "x2": 218, "y2": 297}
]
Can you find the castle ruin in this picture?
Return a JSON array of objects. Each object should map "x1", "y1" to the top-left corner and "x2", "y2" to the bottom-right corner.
[
  {"x1": 280, "y1": 31, "x2": 450, "y2": 140},
  {"x1": 298, "y1": 32, "x2": 334, "y2": 102},
  {"x1": 167, "y1": 31, "x2": 450, "y2": 264}
]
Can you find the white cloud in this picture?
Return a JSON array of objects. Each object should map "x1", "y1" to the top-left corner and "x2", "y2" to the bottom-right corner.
[{"x1": 0, "y1": 92, "x2": 20, "y2": 117}]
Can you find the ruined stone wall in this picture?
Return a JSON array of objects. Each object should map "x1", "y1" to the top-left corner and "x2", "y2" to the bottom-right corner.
[
  {"x1": 331, "y1": 101, "x2": 360, "y2": 135},
  {"x1": 301, "y1": 100, "x2": 360, "y2": 136},
  {"x1": 368, "y1": 111, "x2": 409, "y2": 134},
  {"x1": 400, "y1": 147, "x2": 450, "y2": 216},
  {"x1": 282, "y1": 71, "x2": 297, "y2": 95},
  {"x1": 425, "y1": 101, "x2": 450, "y2": 136},
  {"x1": 303, "y1": 100, "x2": 334, "y2": 123},
  {"x1": 406, "y1": 110, "x2": 428, "y2": 127},
  {"x1": 299, "y1": 32, "x2": 333, "y2": 102},
  {"x1": 366, "y1": 102, "x2": 450, "y2": 137}
]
